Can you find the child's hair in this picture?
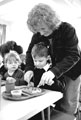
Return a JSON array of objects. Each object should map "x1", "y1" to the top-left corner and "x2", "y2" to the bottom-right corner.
[
  {"x1": 0, "y1": 40, "x2": 23, "y2": 57},
  {"x1": 4, "y1": 51, "x2": 21, "y2": 65},
  {"x1": 31, "y1": 42, "x2": 49, "y2": 58}
]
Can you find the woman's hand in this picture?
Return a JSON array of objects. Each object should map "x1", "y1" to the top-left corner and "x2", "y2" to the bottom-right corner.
[
  {"x1": 37, "y1": 71, "x2": 55, "y2": 87},
  {"x1": 24, "y1": 70, "x2": 34, "y2": 83},
  {"x1": 27, "y1": 82, "x2": 34, "y2": 87}
]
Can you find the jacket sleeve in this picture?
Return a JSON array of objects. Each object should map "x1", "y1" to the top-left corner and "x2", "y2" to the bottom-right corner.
[{"x1": 50, "y1": 23, "x2": 80, "y2": 79}]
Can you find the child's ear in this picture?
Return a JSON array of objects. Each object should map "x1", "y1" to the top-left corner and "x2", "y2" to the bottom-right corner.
[
  {"x1": 47, "y1": 55, "x2": 52, "y2": 63},
  {"x1": 47, "y1": 55, "x2": 51, "y2": 60}
]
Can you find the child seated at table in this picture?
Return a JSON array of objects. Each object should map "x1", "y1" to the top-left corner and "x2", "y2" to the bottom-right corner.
[
  {"x1": 27, "y1": 42, "x2": 53, "y2": 88},
  {"x1": 28, "y1": 42, "x2": 65, "y2": 92},
  {"x1": 4, "y1": 51, "x2": 27, "y2": 86},
  {"x1": 27, "y1": 42, "x2": 65, "y2": 120}
]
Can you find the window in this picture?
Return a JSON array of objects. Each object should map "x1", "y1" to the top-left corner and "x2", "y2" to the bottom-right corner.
[{"x1": 0, "y1": 24, "x2": 6, "y2": 45}]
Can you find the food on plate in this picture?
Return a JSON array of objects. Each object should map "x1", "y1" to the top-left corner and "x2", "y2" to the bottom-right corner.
[
  {"x1": 31, "y1": 87, "x2": 42, "y2": 93},
  {"x1": 23, "y1": 87, "x2": 42, "y2": 94},
  {"x1": 11, "y1": 89, "x2": 22, "y2": 97}
]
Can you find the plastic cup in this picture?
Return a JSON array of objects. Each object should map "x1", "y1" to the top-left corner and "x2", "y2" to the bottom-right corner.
[{"x1": 5, "y1": 77, "x2": 16, "y2": 93}]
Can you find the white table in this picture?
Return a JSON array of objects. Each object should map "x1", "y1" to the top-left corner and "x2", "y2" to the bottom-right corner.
[{"x1": 0, "y1": 86, "x2": 63, "y2": 120}]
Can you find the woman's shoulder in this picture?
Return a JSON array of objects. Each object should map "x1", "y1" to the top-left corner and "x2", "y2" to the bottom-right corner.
[
  {"x1": 60, "y1": 22, "x2": 75, "y2": 30},
  {"x1": 56, "y1": 22, "x2": 75, "y2": 35}
]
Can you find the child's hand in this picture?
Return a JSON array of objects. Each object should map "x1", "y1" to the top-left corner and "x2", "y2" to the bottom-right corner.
[
  {"x1": 24, "y1": 71, "x2": 34, "y2": 83},
  {"x1": 27, "y1": 82, "x2": 34, "y2": 87},
  {"x1": 6, "y1": 77, "x2": 16, "y2": 83}
]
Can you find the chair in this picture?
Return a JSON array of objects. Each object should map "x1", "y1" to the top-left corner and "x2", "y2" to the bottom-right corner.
[
  {"x1": 74, "y1": 104, "x2": 81, "y2": 120},
  {"x1": 41, "y1": 104, "x2": 55, "y2": 120},
  {"x1": 52, "y1": 110, "x2": 75, "y2": 120},
  {"x1": 74, "y1": 83, "x2": 81, "y2": 120}
]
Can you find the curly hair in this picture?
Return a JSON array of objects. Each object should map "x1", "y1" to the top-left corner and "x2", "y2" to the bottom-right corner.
[
  {"x1": 0, "y1": 41, "x2": 23, "y2": 57},
  {"x1": 27, "y1": 3, "x2": 61, "y2": 33}
]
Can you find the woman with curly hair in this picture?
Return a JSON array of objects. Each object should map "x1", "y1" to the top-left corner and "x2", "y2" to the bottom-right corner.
[{"x1": 24, "y1": 3, "x2": 81, "y2": 116}]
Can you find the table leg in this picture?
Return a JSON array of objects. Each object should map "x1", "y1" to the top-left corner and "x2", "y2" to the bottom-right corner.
[
  {"x1": 47, "y1": 106, "x2": 50, "y2": 120},
  {"x1": 41, "y1": 110, "x2": 45, "y2": 120}
]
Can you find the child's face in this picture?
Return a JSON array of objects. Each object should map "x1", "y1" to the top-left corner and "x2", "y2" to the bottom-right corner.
[
  {"x1": 32, "y1": 56, "x2": 48, "y2": 69},
  {"x1": 6, "y1": 57, "x2": 19, "y2": 72}
]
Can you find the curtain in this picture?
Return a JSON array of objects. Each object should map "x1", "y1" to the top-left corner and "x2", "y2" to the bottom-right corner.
[{"x1": 0, "y1": 24, "x2": 6, "y2": 46}]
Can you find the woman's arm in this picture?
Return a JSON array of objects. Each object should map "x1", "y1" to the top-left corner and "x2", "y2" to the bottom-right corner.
[{"x1": 51, "y1": 23, "x2": 80, "y2": 79}]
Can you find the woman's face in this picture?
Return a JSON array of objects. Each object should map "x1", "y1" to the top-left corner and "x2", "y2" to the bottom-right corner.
[{"x1": 36, "y1": 21, "x2": 52, "y2": 36}]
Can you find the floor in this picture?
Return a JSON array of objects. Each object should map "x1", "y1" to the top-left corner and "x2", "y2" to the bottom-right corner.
[
  {"x1": 29, "y1": 88, "x2": 81, "y2": 120},
  {"x1": 50, "y1": 85, "x2": 81, "y2": 120},
  {"x1": 28, "y1": 108, "x2": 81, "y2": 120}
]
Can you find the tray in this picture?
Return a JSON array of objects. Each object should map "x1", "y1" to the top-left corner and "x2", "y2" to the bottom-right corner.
[
  {"x1": 2, "y1": 87, "x2": 47, "y2": 101},
  {"x1": 22, "y1": 87, "x2": 46, "y2": 96},
  {"x1": 2, "y1": 91, "x2": 31, "y2": 101}
]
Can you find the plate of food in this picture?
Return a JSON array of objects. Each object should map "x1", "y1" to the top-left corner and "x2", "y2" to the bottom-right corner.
[
  {"x1": 22, "y1": 87, "x2": 47, "y2": 96},
  {"x1": 2, "y1": 87, "x2": 47, "y2": 101},
  {"x1": 2, "y1": 89, "x2": 32, "y2": 101}
]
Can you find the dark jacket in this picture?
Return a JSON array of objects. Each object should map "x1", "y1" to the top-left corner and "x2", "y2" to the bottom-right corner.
[
  {"x1": 31, "y1": 68, "x2": 66, "y2": 92},
  {"x1": 25, "y1": 22, "x2": 80, "y2": 79},
  {"x1": 65, "y1": 56, "x2": 81, "y2": 80}
]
